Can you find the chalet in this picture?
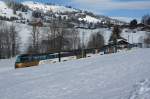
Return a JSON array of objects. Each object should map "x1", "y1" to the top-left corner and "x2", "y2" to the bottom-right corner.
[{"x1": 104, "y1": 38, "x2": 130, "y2": 54}]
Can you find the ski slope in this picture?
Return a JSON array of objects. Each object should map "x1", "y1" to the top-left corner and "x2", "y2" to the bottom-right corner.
[{"x1": 0, "y1": 48, "x2": 150, "y2": 99}]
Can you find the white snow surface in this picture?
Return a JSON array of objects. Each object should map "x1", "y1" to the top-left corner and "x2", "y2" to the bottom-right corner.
[
  {"x1": 0, "y1": 48, "x2": 150, "y2": 99},
  {"x1": 129, "y1": 79, "x2": 150, "y2": 99},
  {"x1": 0, "y1": 58, "x2": 15, "y2": 73}
]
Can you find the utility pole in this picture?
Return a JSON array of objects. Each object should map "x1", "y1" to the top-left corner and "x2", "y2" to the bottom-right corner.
[
  {"x1": 132, "y1": 31, "x2": 134, "y2": 44},
  {"x1": 58, "y1": 51, "x2": 61, "y2": 62},
  {"x1": 128, "y1": 34, "x2": 130, "y2": 49}
]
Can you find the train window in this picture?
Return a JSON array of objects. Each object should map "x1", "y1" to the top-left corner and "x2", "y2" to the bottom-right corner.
[
  {"x1": 47, "y1": 55, "x2": 52, "y2": 59},
  {"x1": 32, "y1": 55, "x2": 39, "y2": 61},
  {"x1": 20, "y1": 56, "x2": 30, "y2": 62},
  {"x1": 52, "y1": 54, "x2": 58, "y2": 58},
  {"x1": 16, "y1": 56, "x2": 21, "y2": 63},
  {"x1": 39, "y1": 55, "x2": 47, "y2": 60}
]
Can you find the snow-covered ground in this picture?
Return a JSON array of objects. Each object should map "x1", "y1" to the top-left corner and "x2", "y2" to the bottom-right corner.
[
  {"x1": 0, "y1": 48, "x2": 150, "y2": 99},
  {"x1": 0, "y1": 58, "x2": 15, "y2": 73}
]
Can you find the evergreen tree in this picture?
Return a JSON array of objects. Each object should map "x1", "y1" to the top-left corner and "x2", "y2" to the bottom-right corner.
[
  {"x1": 130, "y1": 19, "x2": 137, "y2": 29},
  {"x1": 109, "y1": 26, "x2": 121, "y2": 52},
  {"x1": 109, "y1": 26, "x2": 121, "y2": 44}
]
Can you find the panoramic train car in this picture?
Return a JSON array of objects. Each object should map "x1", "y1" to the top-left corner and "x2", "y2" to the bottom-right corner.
[
  {"x1": 15, "y1": 54, "x2": 39, "y2": 68},
  {"x1": 15, "y1": 49, "x2": 98, "y2": 69},
  {"x1": 39, "y1": 53, "x2": 59, "y2": 64},
  {"x1": 15, "y1": 53, "x2": 59, "y2": 69}
]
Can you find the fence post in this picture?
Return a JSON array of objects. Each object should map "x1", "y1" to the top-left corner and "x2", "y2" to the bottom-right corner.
[{"x1": 58, "y1": 52, "x2": 61, "y2": 62}]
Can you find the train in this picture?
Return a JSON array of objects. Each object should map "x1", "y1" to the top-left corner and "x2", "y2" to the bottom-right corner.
[{"x1": 15, "y1": 49, "x2": 100, "y2": 69}]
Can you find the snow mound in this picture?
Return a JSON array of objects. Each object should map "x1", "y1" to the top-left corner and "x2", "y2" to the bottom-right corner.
[{"x1": 129, "y1": 79, "x2": 150, "y2": 99}]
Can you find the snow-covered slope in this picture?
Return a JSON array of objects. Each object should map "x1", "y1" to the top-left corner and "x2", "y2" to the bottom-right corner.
[
  {"x1": 121, "y1": 29, "x2": 148, "y2": 44},
  {"x1": 22, "y1": 1, "x2": 106, "y2": 24},
  {"x1": 22, "y1": 1, "x2": 77, "y2": 13},
  {"x1": 0, "y1": 0, "x2": 17, "y2": 18},
  {"x1": 79, "y1": 15, "x2": 102, "y2": 23},
  {"x1": 78, "y1": 28, "x2": 148, "y2": 45},
  {"x1": 0, "y1": 0, "x2": 32, "y2": 21},
  {"x1": 0, "y1": 1, "x2": 7, "y2": 9},
  {"x1": 0, "y1": 48, "x2": 150, "y2": 99},
  {"x1": 0, "y1": 0, "x2": 125, "y2": 25}
]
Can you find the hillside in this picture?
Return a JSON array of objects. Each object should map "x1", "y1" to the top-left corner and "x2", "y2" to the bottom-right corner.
[
  {"x1": 0, "y1": 0, "x2": 126, "y2": 26},
  {"x1": 0, "y1": 22, "x2": 147, "y2": 53},
  {"x1": 0, "y1": 48, "x2": 150, "y2": 99},
  {"x1": 22, "y1": 1, "x2": 77, "y2": 13},
  {"x1": 0, "y1": 0, "x2": 149, "y2": 58}
]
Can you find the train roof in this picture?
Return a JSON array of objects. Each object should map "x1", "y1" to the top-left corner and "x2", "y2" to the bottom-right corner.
[{"x1": 17, "y1": 52, "x2": 56, "y2": 57}]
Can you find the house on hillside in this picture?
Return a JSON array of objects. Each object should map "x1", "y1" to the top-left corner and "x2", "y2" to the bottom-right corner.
[{"x1": 104, "y1": 38, "x2": 130, "y2": 54}]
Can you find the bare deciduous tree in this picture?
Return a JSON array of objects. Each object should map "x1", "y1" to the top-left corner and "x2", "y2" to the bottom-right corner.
[
  {"x1": 9, "y1": 24, "x2": 20, "y2": 57},
  {"x1": 144, "y1": 33, "x2": 150, "y2": 48},
  {"x1": 28, "y1": 24, "x2": 41, "y2": 54},
  {"x1": 68, "y1": 28, "x2": 80, "y2": 50},
  {"x1": 0, "y1": 21, "x2": 20, "y2": 59},
  {"x1": 88, "y1": 32, "x2": 104, "y2": 49}
]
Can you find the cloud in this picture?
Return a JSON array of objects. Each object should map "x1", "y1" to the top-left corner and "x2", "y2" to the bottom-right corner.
[{"x1": 73, "y1": 0, "x2": 150, "y2": 10}]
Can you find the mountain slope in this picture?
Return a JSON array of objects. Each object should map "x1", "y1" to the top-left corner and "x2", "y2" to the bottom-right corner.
[
  {"x1": 22, "y1": 1, "x2": 77, "y2": 13},
  {"x1": 0, "y1": 0, "x2": 17, "y2": 18},
  {"x1": 0, "y1": 0, "x2": 126, "y2": 26}
]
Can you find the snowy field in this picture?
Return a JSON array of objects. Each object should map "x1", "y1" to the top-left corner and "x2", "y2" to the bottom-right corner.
[
  {"x1": 0, "y1": 58, "x2": 15, "y2": 73},
  {"x1": 0, "y1": 48, "x2": 150, "y2": 99}
]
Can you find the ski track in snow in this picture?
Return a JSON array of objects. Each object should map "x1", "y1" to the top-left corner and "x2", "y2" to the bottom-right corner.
[{"x1": 129, "y1": 79, "x2": 150, "y2": 99}]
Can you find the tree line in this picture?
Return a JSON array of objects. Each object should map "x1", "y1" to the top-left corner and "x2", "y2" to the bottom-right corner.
[
  {"x1": 27, "y1": 18, "x2": 105, "y2": 54},
  {"x1": 0, "y1": 21, "x2": 20, "y2": 59}
]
